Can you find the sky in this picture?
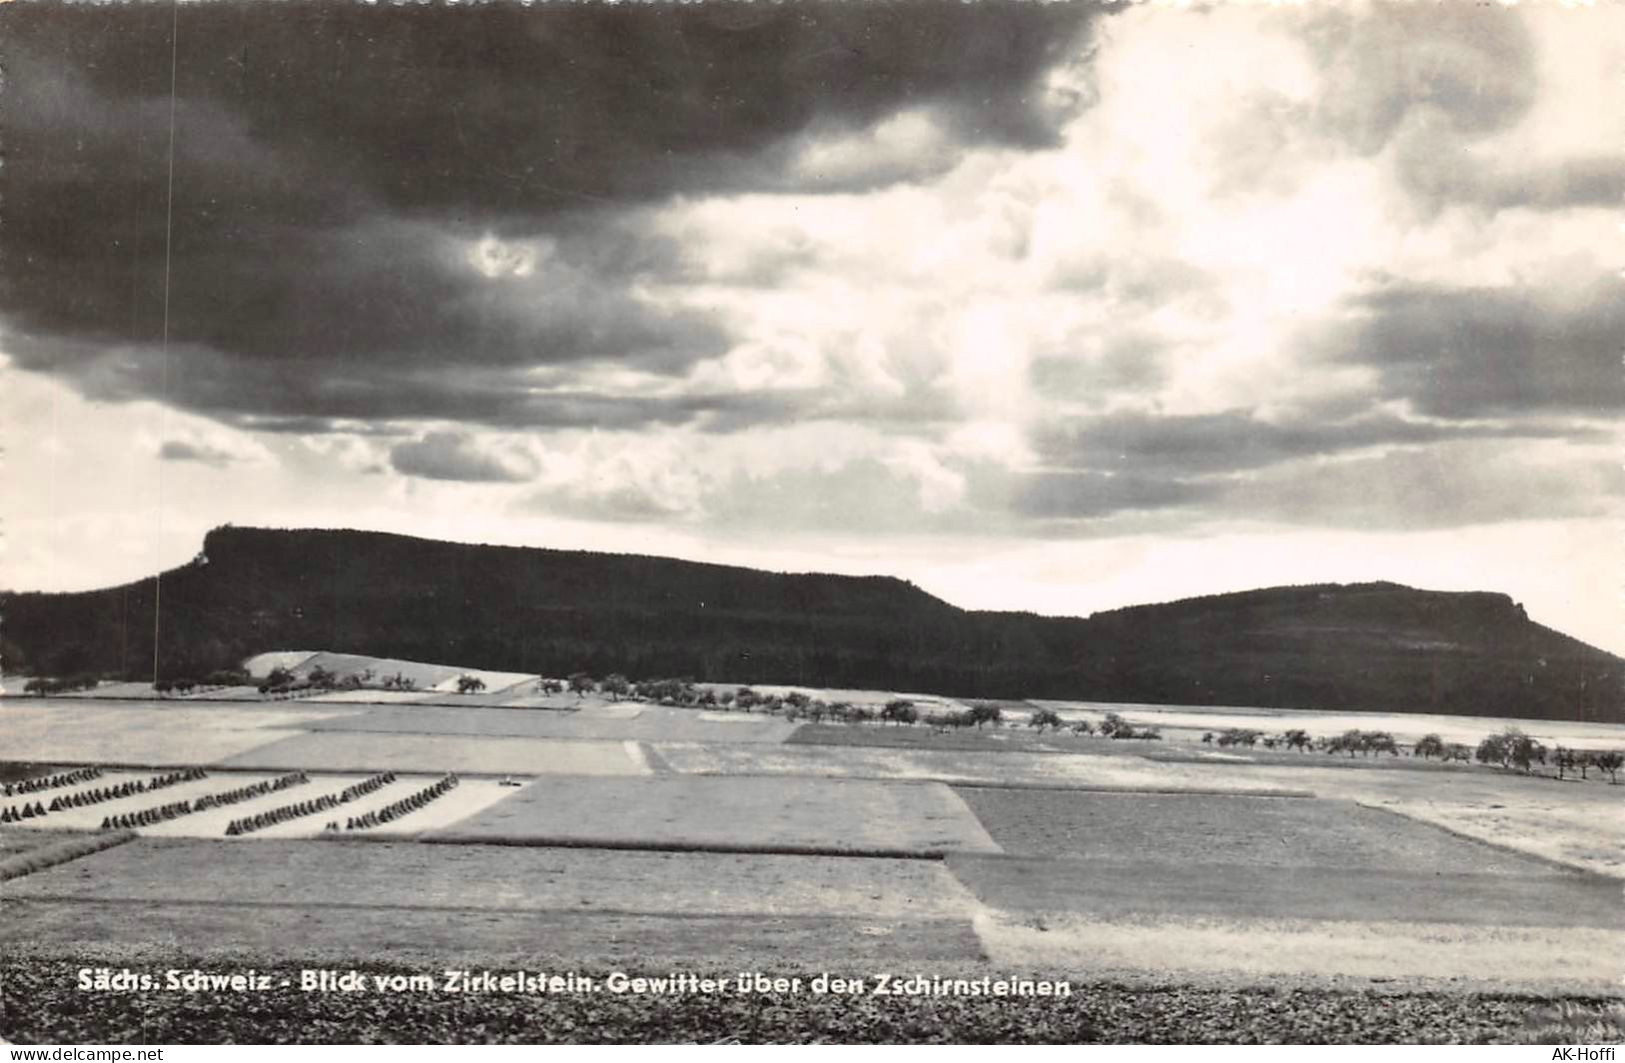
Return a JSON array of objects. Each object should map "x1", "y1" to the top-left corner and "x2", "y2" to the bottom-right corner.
[{"x1": 2, "y1": 1, "x2": 1622, "y2": 654}]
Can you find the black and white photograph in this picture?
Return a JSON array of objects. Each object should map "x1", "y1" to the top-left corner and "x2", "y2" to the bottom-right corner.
[{"x1": 1, "y1": 0, "x2": 1621, "y2": 1047}]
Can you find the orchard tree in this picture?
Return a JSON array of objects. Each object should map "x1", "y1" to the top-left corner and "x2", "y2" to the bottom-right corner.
[
  {"x1": 1028, "y1": 709, "x2": 1064, "y2": 733},
  {"x1": 1413, "y1": 734, "x2": 1446, "y2": 760},
  {"x1": 1365, "y1": 731, "x2": 1399, "y2": 757},
  {"x1": 1475, "y1": 733, "x2": 1508, "y2": 767},
  {"x1": 567, "y1": 672, "x2": 596, "y2": 698},
  {"x1": 1592, "y1": 750, "x2": 1623, "y2": 784},
  {"x1": 967, "y1": 704, "x2": 1003, "y2": 730},
  {"x1": 1334, "y1": 729, "x2": 1366, "y2": 757},
  {"x1": 1509, "y1": 733, "x2": 1547, "y2": 774},
  {"x1": 881, "y1": 699, "x2": 919, "y2": 726},
  {"x1": 600, "y1": 674, "x2": 630, "y2": 701}
]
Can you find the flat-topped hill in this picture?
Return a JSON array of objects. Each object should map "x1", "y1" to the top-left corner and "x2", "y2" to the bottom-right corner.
[{"x1": 2, "y1": 526, "x2": 1618, "y2": 721}]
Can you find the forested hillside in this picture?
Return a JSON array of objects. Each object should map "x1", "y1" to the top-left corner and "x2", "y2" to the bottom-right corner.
[{"x1": 3, "y1": 526, "x2": 1618, "y2": 721}]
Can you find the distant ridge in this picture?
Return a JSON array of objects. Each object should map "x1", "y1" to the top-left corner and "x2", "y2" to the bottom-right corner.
[{"x1": 2, "y1": 525, "x2": 1619, "y2": 722}]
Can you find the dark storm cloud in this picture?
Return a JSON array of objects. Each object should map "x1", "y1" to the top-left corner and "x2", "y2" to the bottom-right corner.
[
  {"x1": 1291, "y1": 3, "x2": 1608, "y2": 220},
  {"x1": 1032, "y1": 408, "x2": 1598, "y2": 478},
  {"x1": 999, "y1": 436, "x2": 1618, "y2": 529},
  {"x1": 0, "y1": 1, "x2": 1100, "y2": 429},
  {"x1": 998, "y1": 402, "x2": 1612, "y2": 526},
  {"x1": 1304, "y1": 5, "x2": 1622, "y2": 217},
  {"x1": 389, "y1": 431, "x2": 534, "y2": 484},
  {"x1": 3, "y1": 326, "x2": 820, "y2": 434},
  {"x1": 1396, "y1": 144, "x2": 1625, "y2": 213},
  {"x1": 999, "y1": 469, "x2": 1211, "y2": 521},
  {"x1": 1333, "y1": 283, "x2": 1625, "y2": 419},
  {"x1": 1221, "y1": 445, "x2": 1623, "y2": 531},
  {"x1": 1300, "y1": 4, "x2": 1537, "y2": 157},
  {"x1": 157, "y1": 440, "x2": 236, "y2": 468}
]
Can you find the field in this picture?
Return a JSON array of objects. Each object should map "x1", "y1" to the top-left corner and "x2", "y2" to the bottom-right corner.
[
  {"x1": 3, "y1": 687, "x2": 1623, "y2": 1043},
  {"x1": 6, "y1": 840, "x2": 980, "y2": 918},
  {"x1": 433, "y1": 775, "x2": 1000, "y2": 854},
  {"x1": 954, "y1": 790, "x2": 1554, "y2": 873},
  {"x1": 221, "y1": 732, "x2": 648, "y2": 776}
]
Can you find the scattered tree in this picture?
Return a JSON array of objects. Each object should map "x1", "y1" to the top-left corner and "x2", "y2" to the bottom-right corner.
[
  {"x1": 1592, "y1": 750, "x2": 1623, "y2": 784},
  {"x1": 1365, "y1": 731, "x2": 1399, "y2": 757},
  {"x1": 600, "y1": 674, "x2": 630, "y2": 701},
  {"x1": 966, "y1": 704, "x2": 1003, "y2": 730},
  {"x1": 1413, "y1": 734, "x2": 1447, "y2": 760},
  {"x1": 1280, "y1": 729, "x2": 1313, "y2": 753},
  {"x1": 456, "y1": 674, "x2": 486, "y2": 695},
  {"x1": 1477, "y1": 727, "x2": 1546, "y2": 773},
  {"x1": 1028, "y1": 709, "x2": 1064, "y2": 733},
  {"x1": 881, "y1": 699, "x2": 919, "y2": 726},
  {"x1": 1324, "y1": 729, "x2": 1368, "y2": 757},
  {"x1": 567, "y1": 672, "x2": 596, "y2": 698}
]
